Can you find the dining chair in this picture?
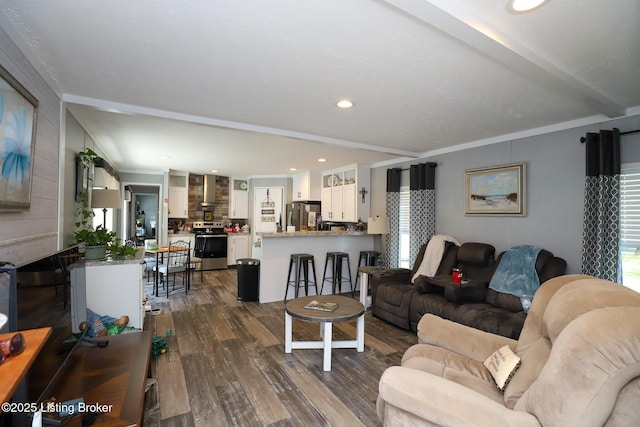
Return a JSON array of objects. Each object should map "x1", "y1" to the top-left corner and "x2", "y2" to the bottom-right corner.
[
  {"x1": 54, "y1": 248, "x2": 81, "y2": 308},
  {"x1": 154, "y1": 240, "x2": 190, "y2": 297},
  {"x1": 189, "y1": 237, "x2": 205, "y2": 283}
]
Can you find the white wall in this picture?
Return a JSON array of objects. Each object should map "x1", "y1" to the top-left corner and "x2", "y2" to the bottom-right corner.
[
  {"x1": 370, "y1": 113, "x2": 640, "y2": 274},
  {"x1": 0, "y1": 28, "x2": 61, "y2": 266}
]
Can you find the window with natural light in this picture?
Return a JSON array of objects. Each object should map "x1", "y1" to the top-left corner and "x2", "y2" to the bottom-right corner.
[
  {"x1": 620, "y1": 163, "x2": 640, "y2": 293},
  {"x1": 93, "y1": 208, "x2": 115, "y2": 232}
]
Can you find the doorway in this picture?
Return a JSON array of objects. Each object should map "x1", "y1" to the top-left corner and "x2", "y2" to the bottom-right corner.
[{"x1": 124, "y1": 185, "x2": 160, "y2": 246}]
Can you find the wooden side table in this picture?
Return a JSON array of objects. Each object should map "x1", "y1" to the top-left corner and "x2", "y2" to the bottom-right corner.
[
  {"x1": 285, "y1": 295, "x2": 364, "y2": 371},
  {"x1": 0, "y1": 327, "x2": 52, "y2": 409}
]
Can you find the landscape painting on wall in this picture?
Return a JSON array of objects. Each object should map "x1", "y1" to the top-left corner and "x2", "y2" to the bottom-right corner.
[
  {"x1": 465, "y1": 162, "x2": 526, "y2": 216},
  {"x1": 0, "y1": 64, "x2": 38, "y2": 210}
]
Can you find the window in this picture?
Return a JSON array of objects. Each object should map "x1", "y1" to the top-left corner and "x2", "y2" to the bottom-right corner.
[
  {"x1": 93, "y1": 208, "x2": 115, "y2": 232},
  {"x1": 399, "y1": 187, "x2": 410, "y2": 268},
  {"x1": 620, "y1": 163, "x2": 640, "y2": 292}
]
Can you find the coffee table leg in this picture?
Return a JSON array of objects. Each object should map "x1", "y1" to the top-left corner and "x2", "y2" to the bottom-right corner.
[
  {"x1": 359, "y1": 271, "x2": 368, "y2": 307},
  {"x1": 323, "y1": 321, "x2": 332, "y2": 371},
  {"x1": 356, "y1": 314, "x2": 365, "y2": 352},
  {"x1": 285, "y1": 312, "x2": 292, "y2": 353}
]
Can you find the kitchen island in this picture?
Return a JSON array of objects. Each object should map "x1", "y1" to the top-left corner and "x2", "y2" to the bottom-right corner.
[
  {"x1": 70, "y1": 250, "x2": 146, "y2": 333},
  {"x1": 254, "y1": 231, "x2": 375, "y2": 303}
]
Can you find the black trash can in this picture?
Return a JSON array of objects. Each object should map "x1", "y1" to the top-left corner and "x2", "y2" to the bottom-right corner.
[{"x1": 236, "y1": 258, "x2": 260, "y2": 301}]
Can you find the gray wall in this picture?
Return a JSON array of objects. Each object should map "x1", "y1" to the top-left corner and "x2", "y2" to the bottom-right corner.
[
  {"x1": 371, "y1": 113, "x2": 640, "y2": 274},
  {"x1": 0, "y1": 28, "x2": 61, "y2": 266}
]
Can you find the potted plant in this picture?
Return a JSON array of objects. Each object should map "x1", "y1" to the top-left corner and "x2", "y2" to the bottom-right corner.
[
  {"x1": 108, "y1": 238, "x2": 138, "y2": 259},
  {"x1": 73, "y1": 225, "x2": 116, "y2": 260}
]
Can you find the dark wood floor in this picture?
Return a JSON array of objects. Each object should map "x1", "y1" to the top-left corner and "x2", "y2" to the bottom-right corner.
[{"x1": 142, "y1": 268, "x2": 417, "y2": 427}]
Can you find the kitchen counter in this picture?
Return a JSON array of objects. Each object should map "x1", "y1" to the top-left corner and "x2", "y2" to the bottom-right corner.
[
  {"x1": 69, "y1": 248, "x2": 145, "y2": 268},
  {"x1": 257, "y1": 231, "x2": 367, "y2": 238},
  {"x1": 254, "y1": 231, "x2": 375, "y2": 303}
]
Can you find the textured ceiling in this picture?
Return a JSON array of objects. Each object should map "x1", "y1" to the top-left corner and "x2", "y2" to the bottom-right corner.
[{"x1": 0, "y1": 0, "x2": 638, "y2": 176}]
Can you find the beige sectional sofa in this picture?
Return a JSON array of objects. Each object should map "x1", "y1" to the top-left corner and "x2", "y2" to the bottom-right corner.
[{"x1": 377, "y1": 274, "x2": 640, "y2": 426}]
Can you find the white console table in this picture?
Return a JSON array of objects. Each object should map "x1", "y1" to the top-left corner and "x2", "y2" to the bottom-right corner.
[{"x1": 70, "y1": 251, "x2": 145, "y2": 333}]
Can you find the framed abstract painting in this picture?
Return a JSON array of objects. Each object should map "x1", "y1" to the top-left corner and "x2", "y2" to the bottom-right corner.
[
  {"x1": 465, "y1": 162, "x2": 526, "y2": 216},
  {"x1": 0, "y1": 63, "x2": 39, "y2": 210}
]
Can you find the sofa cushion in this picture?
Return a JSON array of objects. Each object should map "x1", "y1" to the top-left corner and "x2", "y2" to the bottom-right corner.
[
  {"x1": 484, "y1": 288, "x2": 523, "y2": 313},
  {"x1": 444, "y1": 281, "x2": 487, "y2": 303},
  {"x1": 402, "y1": 343, "x2": 504, "y2": 404}
]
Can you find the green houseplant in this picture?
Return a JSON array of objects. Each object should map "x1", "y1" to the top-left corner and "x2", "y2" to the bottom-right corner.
[
  {"x1": 73, "y1": 225, "x2": 115, "y2": 247},
  {"x1": 73, "y1": 148, "x2": 115, "y2": 260},
  {"x1": 109, "y1": 238, "x2": 138, "y2": 259}
]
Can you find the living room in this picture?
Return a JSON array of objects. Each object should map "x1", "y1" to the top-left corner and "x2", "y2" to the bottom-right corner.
[{"x1": 1, "y1": 1, "x2": 640, "y2": 426}]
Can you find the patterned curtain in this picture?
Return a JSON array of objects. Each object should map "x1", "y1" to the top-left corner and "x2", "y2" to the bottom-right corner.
[
  {"x1": 581, "y1": 129, "x2": 621, "y2": 281},
  {"x1": 385, "y1": 168, "x2": 402, "y2": 268},
  {"x1": 410, "y1": 163, "x2": 437, "y2": 265}
]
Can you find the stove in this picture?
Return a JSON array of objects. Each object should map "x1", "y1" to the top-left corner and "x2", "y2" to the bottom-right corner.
[
  {"x1": 192, "y1": 221, "x2": 225, "y2": 235},
  {"x1": 191, "y1": 221, "x2": 227, "y2": 270}
]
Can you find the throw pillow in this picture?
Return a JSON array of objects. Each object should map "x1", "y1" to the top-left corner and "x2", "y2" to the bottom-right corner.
[{"x1": 484, "y1": 345, "x2": 521, "y2": 391}]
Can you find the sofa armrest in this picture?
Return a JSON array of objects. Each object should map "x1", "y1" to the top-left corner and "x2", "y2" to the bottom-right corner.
[
  {"x1": 370, "y1": 268, "x2": 411, "y2": 287},
  {"x1": 417, "y1": 314, "x2": 517, "y2": 362},
  {"x1": 378, "y1": 366, "x2": 541, "y2": 427},
  {"x1": 443, "y1": 280, "x2": 488, "y2": 302}
]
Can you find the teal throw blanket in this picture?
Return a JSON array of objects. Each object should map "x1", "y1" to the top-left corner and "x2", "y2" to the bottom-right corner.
[{"x1": 489, "y1": 245, "x2": 542, "y2": 299}]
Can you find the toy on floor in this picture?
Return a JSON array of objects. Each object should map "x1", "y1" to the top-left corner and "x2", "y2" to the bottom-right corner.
[{"x1": 79, "y1": 309, "x2": 139, "y2": 337}]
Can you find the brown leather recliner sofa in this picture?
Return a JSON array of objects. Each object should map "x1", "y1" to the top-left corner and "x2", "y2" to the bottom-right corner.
[{"x1": 370, "y1": 239, "x2": 567, "y2": 339}]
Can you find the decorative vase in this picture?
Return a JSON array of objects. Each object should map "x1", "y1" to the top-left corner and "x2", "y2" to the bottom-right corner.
[{"x1": 84, "y1": 245, "x2": 107, "y2": 260}]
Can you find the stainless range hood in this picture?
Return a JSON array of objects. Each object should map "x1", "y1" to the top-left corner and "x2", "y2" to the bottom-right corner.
[{"x1": 201, "y1": 174, "x2": 216, "y2": 207}]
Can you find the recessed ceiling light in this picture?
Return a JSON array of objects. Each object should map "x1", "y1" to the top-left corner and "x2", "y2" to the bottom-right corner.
[
  {"x1": 211, "y1": 169, "x2": 218, "y2": 173},
  {"x1": 507, "y1": 0, "x2": 548, "y2": 13},
  {"x1": 158, "y1": 155, "x2": 171, "y2": 160},
  {"x1": 336, "y1": 99, "x2": 354, "y2": 109},
  {"x1": 318, "y1": 158, "x2": 327, "y2": 163},
  {"x1": 290, "y1": 168, "x2": 297, "y2": 172}
]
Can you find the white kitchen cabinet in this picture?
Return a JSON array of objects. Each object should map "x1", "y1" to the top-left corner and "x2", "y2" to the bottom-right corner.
[
  {"x1": 229, "y1": 178, "x2": 249, "y2": 219},
  {"x1": 321, "y1": 164, "x2": 370, "y2": 223},
  {"x1": 70, "y1": 254, "x2": 145, "y2": 333},
  {"x1": 228, "y1": 234, "x2": 250, "y2": 265},
  {"x1": 292, "y1": 172, "x2": 310, "y2": 201},
  {"x1": 168, "y1": 187, "x2": 188, "y2": 218},
  {"x1": 168, "y1": 172, "x2": 189, "y2": 218}
]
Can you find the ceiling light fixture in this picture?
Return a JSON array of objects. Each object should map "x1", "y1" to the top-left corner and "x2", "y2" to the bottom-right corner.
[
  {"x1": 290, "y1": 168, "x2": 297, "y2": 172},
  {"x1": 158, "y1": 155, "x2": 171, "y2": 160},
  {"x1": 318, "y1": 158, "x2": 327, "y2": 163},
  {"x1": 507, "y1": 0, "x2": 548, "y2": 13},
  {"x1": 336, "y1": 99, "x2": 354, "y2": 109},
  {"x1": 211, "y1": 169, "x2": 218, "y2": 173}
]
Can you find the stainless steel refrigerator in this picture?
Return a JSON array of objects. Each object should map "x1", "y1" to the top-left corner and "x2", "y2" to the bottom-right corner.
[{"x1": 287, "y1": 201, "x2": 321, "y2": 230}]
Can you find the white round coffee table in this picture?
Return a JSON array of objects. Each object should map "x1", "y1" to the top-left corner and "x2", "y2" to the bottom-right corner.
[{"x1": 284, "y1": 295, "x2": 365, "y2": 371}]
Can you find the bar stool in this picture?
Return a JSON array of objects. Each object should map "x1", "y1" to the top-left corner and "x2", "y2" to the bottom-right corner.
[
  {"x1": 321, "y1": 252, "x2": 354, "y2": 297},
  {"x1": 355, "y1": 251, "x2": 380, "y2": 289},
  {"x1": 284, "y1": 253, "x2": 318, "y2": 301}
]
